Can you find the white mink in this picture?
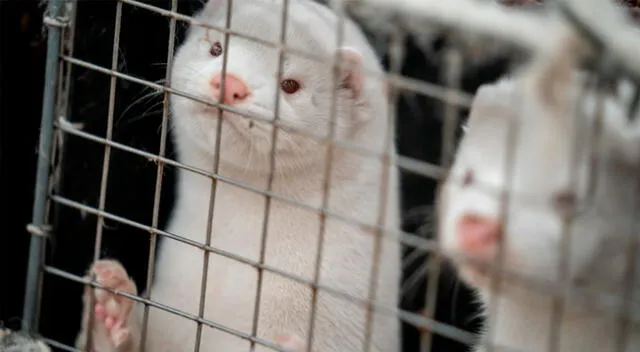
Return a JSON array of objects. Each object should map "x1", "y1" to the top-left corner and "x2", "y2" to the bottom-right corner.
[
  {"x1": 438, "y1": 23, "x2": 640, "y2": 352},
  {"x1": 75, "y1": 0, "x2": 401, "y2": 351}
]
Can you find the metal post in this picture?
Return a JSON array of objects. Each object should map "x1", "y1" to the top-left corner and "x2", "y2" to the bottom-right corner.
[{"x1": 22, "y1": 0, "x2": 65, "y2": 334}]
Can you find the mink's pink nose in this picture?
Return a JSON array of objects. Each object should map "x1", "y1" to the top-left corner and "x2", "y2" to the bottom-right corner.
[
  {"x1": 455, "y1": 214, "x2": 502, "y2": 256},
  {"x1": 210, "y1": 73, "x2": 250, "y2": 105}
]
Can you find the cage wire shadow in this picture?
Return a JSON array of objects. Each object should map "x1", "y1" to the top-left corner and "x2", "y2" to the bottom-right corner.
[{"x1": 19, "y1": 0, "x2": 640, "y2": 351}]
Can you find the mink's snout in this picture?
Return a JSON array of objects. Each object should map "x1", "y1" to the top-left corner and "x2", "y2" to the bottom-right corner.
[
  {"x1": 454, "y1": 213, "x2": 503, "y2": 259},
  {"x1": 210, "y1": 72, "x2": 251, "y2": 106}
]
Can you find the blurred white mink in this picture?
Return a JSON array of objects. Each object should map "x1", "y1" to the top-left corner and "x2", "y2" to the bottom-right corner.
[
  {"x1": 75, "y1": 0, "x2": 401, "y2": 351},
  {"x1": 438, "y1": 22, "x2": 640, "y2": 352}
]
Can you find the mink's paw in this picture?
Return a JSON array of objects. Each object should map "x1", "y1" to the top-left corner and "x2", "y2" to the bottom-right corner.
[{"x1": 79, "y1": 259, "x2": 138, "y2": 350}]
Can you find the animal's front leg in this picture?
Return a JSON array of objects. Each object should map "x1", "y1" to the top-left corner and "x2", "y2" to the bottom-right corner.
[
  {"x1": 76, "y1": 259, "x2": 141, "y2": 352},
  {"x1": 275, "y1": 334, "x2": 306, "y2": 352}
]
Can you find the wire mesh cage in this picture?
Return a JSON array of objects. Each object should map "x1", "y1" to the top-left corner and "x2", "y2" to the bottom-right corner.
[{"x1": 16, "y1": 0, "x2": 640, "y2": 351}]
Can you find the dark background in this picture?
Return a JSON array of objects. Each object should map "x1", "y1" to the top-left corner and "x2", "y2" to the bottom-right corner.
[{"x1": 0, "y1": 0, "x2": 518, "y2": 351}]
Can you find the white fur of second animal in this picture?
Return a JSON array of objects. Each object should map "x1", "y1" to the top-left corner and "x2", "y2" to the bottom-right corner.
[
  {"x1": 438, "y1": 20, "x2": 640, "y2": 352},
  {"x1": 75, "y1": 0, "x2": 401, "y2": 352}
]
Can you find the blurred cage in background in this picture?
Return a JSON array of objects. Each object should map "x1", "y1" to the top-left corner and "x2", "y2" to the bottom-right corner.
[{"x1": 17, "y1": 0, "x2": 640, "y2": 351}]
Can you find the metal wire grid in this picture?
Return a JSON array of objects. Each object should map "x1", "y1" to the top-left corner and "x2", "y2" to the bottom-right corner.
[{"x1": 20, "y1": 0, "x2": 640, "y2": 351}]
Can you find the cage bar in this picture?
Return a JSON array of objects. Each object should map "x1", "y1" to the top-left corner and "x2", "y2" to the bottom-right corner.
[
  {"x1": 139, "y1": 0, "x2": 178, "y2": 349},
  {"x1": 22, "y1": 0, "x2": 67, "y2": 335},
  {"x1": 192, "y1": 1, "x2": 234, "y2": 349}
]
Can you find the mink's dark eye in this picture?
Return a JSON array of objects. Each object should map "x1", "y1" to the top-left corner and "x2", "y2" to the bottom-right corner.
[
  {"x1": 552, "y1": 190, "x2": 577, "y2": 216},
  {"x1": 209, "y1": 41, "x2": 223, "y2": 57},
  {"x1": 281, "y1": 79, "x2": 301, "y2": 94},
  {"x1": 462, "y1": 169, "x2": 474, "y2": 187}
]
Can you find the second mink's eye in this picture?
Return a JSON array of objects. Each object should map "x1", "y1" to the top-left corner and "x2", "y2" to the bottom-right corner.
[{"x1": 210, "y1": 41, "x2": 223, "y2": 57}]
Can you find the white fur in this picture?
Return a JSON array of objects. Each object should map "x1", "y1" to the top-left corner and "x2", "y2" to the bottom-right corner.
[
  {"x1": 438, "y1": 25, "x2": 640, "y2": 352},
  {"x1": 560, "y1": 0, "x2": 640, "y2": 79},
  {"x1": 76, "y1": 0, "x2": 401, "y2": 351},
  {"x1": 360, "y1": 0, "x2": 554, "y2": 54},
  {"x1": 0, "y1": 329, "x2": 51, "y2": 352},
  {"x1": 341, "y1": 0, "x2": 545, "y2": 67}
]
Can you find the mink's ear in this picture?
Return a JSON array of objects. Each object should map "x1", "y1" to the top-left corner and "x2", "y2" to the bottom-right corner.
[
  {"x1": 523, "y1": 27, "x2": 589, "y2": 118},
  {"x1": 336, "y1": 46, "x2": 364, "y2": 100},
  {"x1": 466, "y1": 82, "x2": 516, "y2": 130}
]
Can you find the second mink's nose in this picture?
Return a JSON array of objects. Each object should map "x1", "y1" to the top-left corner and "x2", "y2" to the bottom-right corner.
[
  {"x1": 210, "y1": 73, "x2": 250, "y2": 105},
  {"x1": 455, "y1": 213, "x2": 502, "y2": 258}
]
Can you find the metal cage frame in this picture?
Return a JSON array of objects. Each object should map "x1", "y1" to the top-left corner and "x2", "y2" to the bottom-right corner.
[{"x1": 20, "y1": 0, "x2": 640, "y2": 351}]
